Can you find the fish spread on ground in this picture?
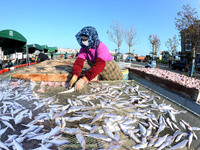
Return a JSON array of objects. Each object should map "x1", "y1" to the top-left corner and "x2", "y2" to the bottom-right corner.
[{"x1": 0, "y1": 79, "x2": 200, "y2": 150}]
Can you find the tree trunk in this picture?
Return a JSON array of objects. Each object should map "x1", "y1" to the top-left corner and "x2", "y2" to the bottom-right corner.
[
  {"x1": 118, "y1": 46, "x2": 120, "y2": 54},
  {"x1": 153, "y1": 44, "x2": 156, "y2": 60},
  {"x1": 129, "y1": 46, "x2": 131, "y2": 63},
  {"x1": 189, "y1": 46, "x2": 196, "y2": 77}
]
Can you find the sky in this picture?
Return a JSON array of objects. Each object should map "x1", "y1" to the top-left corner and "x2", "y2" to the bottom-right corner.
[{"x1": 0, "y1": 0, "x2": 200, "y2": 56}]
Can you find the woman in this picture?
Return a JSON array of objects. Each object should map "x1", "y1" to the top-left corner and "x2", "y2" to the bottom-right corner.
[{"x1": 69, "y1": 26, "x2": 123, "y2": 91}]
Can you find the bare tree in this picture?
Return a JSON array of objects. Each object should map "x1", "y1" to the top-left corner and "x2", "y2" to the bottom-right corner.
[
  {"x1": 175, "y1": 4, "x2": 200, "y2": 76},
  {"x1": 165, "y1": 35, "x2": 179, "y2": 63},
  {"x1": 148, "y1": 34, "x2": 161, "y2": 59},
  {"x1": 124, "y1": 26, "x2": 138, "y2": 62},
  {"x1": 107, "y1": 21, "x2": 123, "y2": 53}
]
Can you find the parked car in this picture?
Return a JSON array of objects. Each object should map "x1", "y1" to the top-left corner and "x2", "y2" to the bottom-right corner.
[
  {"x1": 145, "y1": 60, "x2": 156, "y2": 68},
  {"x1": 171, "y1": 62, "x2": 189, "y2": 72}
]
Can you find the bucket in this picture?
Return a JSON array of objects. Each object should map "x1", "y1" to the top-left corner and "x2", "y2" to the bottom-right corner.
[
  {"x1": 122, "y1": 69, "x2": 129, "y2": 80},
  {"x1": 117, "y1": 62, "x2": 131, "y2": 69}
]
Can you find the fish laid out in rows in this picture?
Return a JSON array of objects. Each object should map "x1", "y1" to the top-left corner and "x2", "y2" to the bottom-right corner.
[{"x1": 0, "y1": 79, "x2": 200, "y2": 150}]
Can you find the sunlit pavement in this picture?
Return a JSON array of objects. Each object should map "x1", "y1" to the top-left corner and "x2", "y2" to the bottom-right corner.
[{"x1": 131, "y1": 61, "x2": 200, "y2": 80}]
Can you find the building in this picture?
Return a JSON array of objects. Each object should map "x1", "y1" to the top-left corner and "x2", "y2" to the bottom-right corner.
[{"x1": 180, "y1": 20, "x2": 200, "y2": 64}]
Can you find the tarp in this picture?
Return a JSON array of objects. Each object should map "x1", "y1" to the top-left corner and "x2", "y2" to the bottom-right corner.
[
  {"x1": 0, "y1": 29, "x2": 27, "y2": 55},
  {"x1": 48, "y1": 47, "x2": 58, "y2": 53},
  {"x1": 27, "y1": 44, "x2": 43, "y2": 54}
]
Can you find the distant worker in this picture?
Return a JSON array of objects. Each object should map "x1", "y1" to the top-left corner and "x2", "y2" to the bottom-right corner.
[
  {"x1": 69, "y1": 26, "x2": 123, "y2": 91},
  {"x1": 51, "y1": 53, "x2": 53, "y2": 60},
  {"x1": 34, "y1": 50, "x2": 49, "y2": 63},
  {"x1": 169, "y1": 58, "x2": 172, "y2": 68}
]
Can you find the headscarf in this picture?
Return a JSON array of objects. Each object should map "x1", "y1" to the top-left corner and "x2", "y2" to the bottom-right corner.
[{"x1": 75, "y1": 26, "x2": 100, "y2": 49}]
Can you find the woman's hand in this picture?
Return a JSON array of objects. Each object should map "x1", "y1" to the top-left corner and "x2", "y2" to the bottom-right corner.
[
  {"x1": 68, "y1": 75, "x2": 78, "y2": 89},
  {"x1": 75, "y1": 76, "x2": 88, "y2": 91}
]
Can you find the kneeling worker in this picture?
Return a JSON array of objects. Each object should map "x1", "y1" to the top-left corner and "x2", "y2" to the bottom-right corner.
[
  {"x1": 34, "y1": 50, "x2": 49, "y2": 63},
  {"x1": 69, "y1": 26, "x2": 123, "y2": 91}
]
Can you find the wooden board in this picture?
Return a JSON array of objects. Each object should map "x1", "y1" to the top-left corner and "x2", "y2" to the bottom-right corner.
[{"x1": 12, "y1": 73, "x2": 72, "y2": 82}]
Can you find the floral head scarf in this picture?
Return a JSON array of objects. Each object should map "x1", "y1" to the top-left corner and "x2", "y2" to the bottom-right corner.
[{"x1": 76, "y1": 26, "x2": 100, "y2": 49}]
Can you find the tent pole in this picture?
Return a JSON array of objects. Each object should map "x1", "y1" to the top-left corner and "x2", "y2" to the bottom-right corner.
[{"x1": 26, "y1": 44, "x2": 29, "y2": 67}]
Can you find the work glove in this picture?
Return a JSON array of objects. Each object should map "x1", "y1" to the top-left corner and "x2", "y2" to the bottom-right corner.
[
  {"x1": 74, "y1": 77, "x2": 88, "y2": 91},
  {"x1": 68, "y1": 75, "x2": 78, "y2": 89}
]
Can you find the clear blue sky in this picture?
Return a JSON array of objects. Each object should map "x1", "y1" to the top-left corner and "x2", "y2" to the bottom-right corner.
[{"x1": 0, "y1": 0, "x2": 199, "y2": 56}]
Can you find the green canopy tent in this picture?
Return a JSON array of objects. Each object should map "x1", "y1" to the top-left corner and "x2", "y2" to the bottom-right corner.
[
  {"x1": 48, "y1": 47, "x2": 58, "y2": 53},
  {"x1": 0, "y1": 29, "x2": 27, "y2": 67},
  {"x1": 27, "y1": 44, "x2": 43, "y2": 54},
  {"x1": 41, "y1": 45, "x2": 49, "y2": 53}
]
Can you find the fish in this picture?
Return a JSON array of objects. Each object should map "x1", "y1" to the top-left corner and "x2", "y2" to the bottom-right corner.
[
  {"x1": 188, "y1": 132, "x2": 194, "y2": 149},
  {"x1": 2, "y1": 120, "x2": 15, "y2": 131},
  {"x1": 45, "y1": 138, "x2": 69, "y2": 146},
  {"x1": 102, "y1": 125, "x2": 119, "y2": 143},
  {"x1": 168, "y1": 139, "x2": 188, "y2": 149},
  {"x1": 75, "y1": 133, "x2": 86, "y2": 150},
  {"x1": 154, "y1": 134, "x2": 169, "y2": 147},
  {"x1": 90, "y1": 112, "x2": 105, "y2": 124},
  {"x1": 0, "y1": 127, "x2": 8, "y2": 135},
  {"x1": 79, "y1": 124, "x2": 92, "y2": 131},
  {"x1": 128, "y1": 129, "x2": 141, "y2": 143},
  {"x1": 86, "y1": 133, "x2": 112, "y2": 143},
  {"x1": 132, "y1": 142, "x2": 148, "y2": 149},
  {"x1": 0, "y1": 141, "x2": 9, "y2": 150},
  {"x1": 175, "y1": 132, "x2": 188, "y2": 142},
  {"x1": 139, "y1": 123, "x2": 147, "y2": 137},
  {"x1": 58, "y1": 87, "x2": 75, "y2": 94}
]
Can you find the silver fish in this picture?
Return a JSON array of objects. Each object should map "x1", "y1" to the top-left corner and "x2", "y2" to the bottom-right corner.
[
  {"x1": 58, "y1": 87, "x2": 75, "y2": 94},
  {"x1": 90, "y1": 112, "x2": 105, "y2": 124},
  {"x1": 188, "y1": 132, "x2": 193, "y2": 149},
  {"x1": 139, "y1": 123, "x2": 147, "y2": 137},
  {"x1": 154, "y1": 134, "x2": 169, "y2": 147},
  {"x1": 0, "y1": 127, "x2": 8, "y2": 135},
  {"x1": 102, "y1": 125, "x2": 119, "y2": 143},
  {"x1": 86, "y1": 133, "x2": 112, "y2": 143},
  {"x1": 2, "y1": 120, "x2": 15, "y2": 131},
  {"x1": 128, "y1": 129, "x2": 141, "y2": 143},
  {"x1": 75, "y1": 133, "x2": 86, "y2": 150},
  {"x1": 132, "y1": 142, "x2": 148, "y2": 149},
  {"x1": 13, "y1": 139, "x2": 24, "y2": 150},
  {"x1": 79, "y1": 124, "x2": 92, "y2": 131},
  {"x1": 45, "y1": 139, "x2": 69, "y2": 146},
  {"x1": 168, "y1": 139, "x2": 188, "y2": 150},
  {"x1": 0, "y1": 141, "x2": 9, "y2": 150}
]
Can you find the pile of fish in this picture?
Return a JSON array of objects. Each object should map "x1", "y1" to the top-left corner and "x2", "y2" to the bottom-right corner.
[
  {"x1": 129, "y1": 67, "x2": 200, "y2": 90},
  {"x1": 0, "y1": 79, "x2": 200, "y2": 150}
]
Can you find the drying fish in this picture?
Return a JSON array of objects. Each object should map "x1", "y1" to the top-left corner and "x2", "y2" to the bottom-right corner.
[
  {"x1": 86, "y1": 133, "x2": 112, "y2": 143},
  {"x1": 58, "y1": 87, "x2": 75, "y2": 94},
  {"x1": 75, "y1": 133, "x2": 86, "y2": 150},
  {"x1": 168, "y1": 139, "x2": 188, "y2": 149}
]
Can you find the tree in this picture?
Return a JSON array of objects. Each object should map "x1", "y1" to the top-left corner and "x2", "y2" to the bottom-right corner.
[
  {"x1": 165, "y1": 35, "x2": 179, "y2": 63},
  {"x1": 124, "y1": 26, "x2": 138, "y2": 63},
  {"x1": 148, "y1": 34, "x2": 161, "y2": 59},
  {"x1": 175, "y1": 4, "x2": 200, "y2": 77},
  {"x1": 107, "y1": 21, "x2": 123, "y2": 53}
]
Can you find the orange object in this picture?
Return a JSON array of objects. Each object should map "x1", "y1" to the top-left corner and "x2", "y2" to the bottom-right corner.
[{"x1": 0, "y1": 70, "x2": 4, "y2": 74}]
